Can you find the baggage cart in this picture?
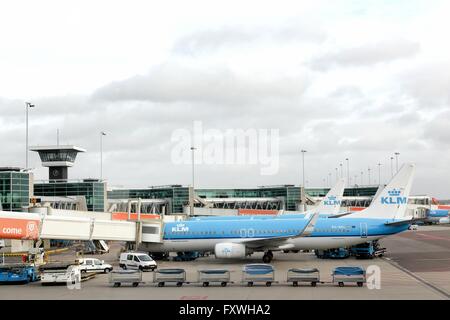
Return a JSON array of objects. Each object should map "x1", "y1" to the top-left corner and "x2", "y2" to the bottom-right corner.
[
  {"x1": 241, "y1": 264, "x2": 277, "y2": 287},
  {"x1": 287, "y1": 268, "x2": 320, "y2": 287},
  {"x1": 154, "y1": 268, "x2": 187, "y2": 287},
  {"x1": 197, "y1": 269, "x2": 232, "y2": 287},
  {"x1": 109, "y1": 270, "x2": 142, "y2": 287},
  {"x1": 332, "y1": 266, "x2": 366, "y2": 287},
  {"x1": 0, "y1": 263, "x2": 40, "y2": 284}
]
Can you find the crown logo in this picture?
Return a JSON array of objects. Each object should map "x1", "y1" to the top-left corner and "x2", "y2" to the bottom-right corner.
[{"x1": 388, "y1": 189, "x2": 401, "y2": 196}]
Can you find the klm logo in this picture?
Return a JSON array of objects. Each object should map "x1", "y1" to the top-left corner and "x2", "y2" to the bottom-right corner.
[
  {"x1": 324, "y1": 195, "x2": 341, "y2": 206},
  {"x1": 172, "y1": 223, "x2": 189, "y2": 232},
  {"x1": 381, "y1": 189, "x2": 407, "y2": 205}
]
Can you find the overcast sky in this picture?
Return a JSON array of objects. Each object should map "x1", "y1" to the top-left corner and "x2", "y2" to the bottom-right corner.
[{"x1": 1, "y1": 0, "x2": 449, "y2": 198}]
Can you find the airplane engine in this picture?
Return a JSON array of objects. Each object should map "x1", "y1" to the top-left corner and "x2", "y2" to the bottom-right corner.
[
  {"x1": 439, "y1": 217, "x2": 450, "y2": 224},
  {"x1": 215, "y1": 243, "x2": 246, "y2": 258}
]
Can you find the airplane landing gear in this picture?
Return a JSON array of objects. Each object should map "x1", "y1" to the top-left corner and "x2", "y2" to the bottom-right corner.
[{"x1": 262, "y1": 251, "x2": 273, "y2": 263}]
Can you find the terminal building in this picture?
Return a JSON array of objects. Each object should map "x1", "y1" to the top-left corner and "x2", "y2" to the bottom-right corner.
[
  {"x1": 0, "y1": 141, "x2": 379, "y2": 216},
  {"x1": 0, "y1": 167, "x2": 32, "y2": 212},
  {"x1": 30, "y1": 145, "x2": 107, "y2": 212},
  {"x1": 0, "y1": 143, "x2": 379, "y2": 216},
  {"x1": 108, "y1": 185, "x2": 380, "y2": 214}
]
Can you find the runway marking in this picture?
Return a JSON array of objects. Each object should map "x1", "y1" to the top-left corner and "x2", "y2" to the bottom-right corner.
[
  {"x1": 382, "y1": 257, "x2": 450, "y2": 300},
  {"x1": 415, "y1": 233, "x2": 450, "y2": 241},
  {"x1": 415, "y1": 258, "x2": 450, "y2": 261}
]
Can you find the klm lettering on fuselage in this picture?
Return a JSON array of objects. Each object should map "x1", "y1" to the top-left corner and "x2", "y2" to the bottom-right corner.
[
  {"x1": 324, "y1": 196, "x2": 341, "y2": 206},
  {"x1": 381, "y1": 189, "x2": 407, "y2": 205},
  {"x1": 172, "y1": 223, "x2": 189, "y2": 232}
]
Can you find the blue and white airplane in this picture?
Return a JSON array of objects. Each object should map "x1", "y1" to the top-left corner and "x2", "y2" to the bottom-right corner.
[
  {"x1": 141, "y1": 164, "x2": 416, "y2": 263},
  {"x1": 425, "y1": 209, "x2": 450, "y2": 225}
]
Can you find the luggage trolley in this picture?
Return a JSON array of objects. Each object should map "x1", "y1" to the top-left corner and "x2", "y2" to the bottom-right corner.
[
  {"x1": 332, "y1": 266, "x2": 366, "y2": 287},
  {"x1": 242, "y1": 264, "x2": 277, "y2": 287},
  {"x1": 197, "y1": 269, "x2": 233, "y2": 287},
  {"x1": 109, "y1": 270, "x2": 142, "y2": 287},
  {"x1": 287, "y1": 268, "x2": 320, "y2": 287},
  {"x1": 154, "y1": 268, "x2": 187, "y2": 287}
]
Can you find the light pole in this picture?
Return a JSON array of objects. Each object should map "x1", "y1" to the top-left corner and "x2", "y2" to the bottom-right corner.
[
  {"x1": 335, "y1": 167, "x2": 338, "y2": 182},
  {"x1": 346, "y1": 158, "x2": 349, "y2": 183},
  {"x1": 361, "y1": 171, "x2": 364, "y2": 185},
  {"x1": 339, "y1": 163, "x2": 343, "y2": 178},
  {"x1": 25, "y1": 102, "x2": 35, "y2": 169},
  {"x1": 100, "y1": 132, "x2": 106, "y2": 180},
  {"x1": 301, "y1": 150, "x2": 307, "y2": 188},
  {"x1": 300, "y1": 150, "x2": 307, "y2": 211},
  {"x1": 190, "y1": 146, "x2": 196, "y2": 215},
  {"x1": 191, "y1": 146, "x2": 196, "y2": 188},
  {"x1": 377, "y1": 163, "x2": 382, "y2": 185},
  {"x1": 390, "y1": 156, "x2": 394, "y2": 178},
  {"x1": 368, "y1": 167, "x2": 371, "y2": 185},
  {"x1": 395, "y1": 152, "x2": 400, "y2": 173}
]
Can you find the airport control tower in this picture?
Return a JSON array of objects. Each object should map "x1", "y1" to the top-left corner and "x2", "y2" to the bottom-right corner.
[{"x1": 30, "y1": 145, "x2": 86, "y2": 181}]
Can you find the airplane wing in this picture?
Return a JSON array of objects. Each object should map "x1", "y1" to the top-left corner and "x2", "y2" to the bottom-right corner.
[
  {"x1": 239, "y1": 211, "x2": 320, "y2": 250},
  {"x1": 384, "y1": 217, "x2": 426, "y2": 226},
  {"x1": 328, "y1": 211, "x2": 353, "y2": 218}
]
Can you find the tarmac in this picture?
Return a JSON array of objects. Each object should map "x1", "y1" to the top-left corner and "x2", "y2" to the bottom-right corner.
[{"x1": 0, "y1": 225, "x2": 449, "y2": 300}]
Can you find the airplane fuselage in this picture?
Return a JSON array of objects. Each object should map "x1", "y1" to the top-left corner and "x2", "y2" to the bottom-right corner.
[{"x1": 139, "y1": 217, "x2": 409, "y2": 253}]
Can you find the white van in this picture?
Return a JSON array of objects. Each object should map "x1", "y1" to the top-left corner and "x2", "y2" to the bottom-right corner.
[
  {"x1": 77, "y1": 258, "x2": 113, "y2": 273},
  {"x1": 119, "y1": 252, "x2": 157, "y2": 271}
]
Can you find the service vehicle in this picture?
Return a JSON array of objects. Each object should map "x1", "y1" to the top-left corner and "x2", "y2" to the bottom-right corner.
[
  {"x1": 77, "y1": 258, "x2": 113, "y2": 273},
  {"x1": 119, "y1": 252, "x2": 157, "y2": 271},
  {"x1": 0, "y1": 264, "x2": 40, "y2": 284},
  {"x1": 40, "y1": 263, "x2": 81, "y2": 285}
]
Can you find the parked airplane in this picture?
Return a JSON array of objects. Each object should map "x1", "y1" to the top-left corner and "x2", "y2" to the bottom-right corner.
[
  {"x1": 190, "y1": 178, "x2": 346, "y2": 221},
  {"x1": 141, "y1": 164, "x2": 416, "y2": 263},
  {"x1": 424, "y1": 209, "x2": 450, "y2": 225}
]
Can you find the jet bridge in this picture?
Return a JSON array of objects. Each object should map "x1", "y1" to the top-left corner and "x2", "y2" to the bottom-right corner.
[{"x1": 0, "y1": 210, "x2": 163, "y2": 245}]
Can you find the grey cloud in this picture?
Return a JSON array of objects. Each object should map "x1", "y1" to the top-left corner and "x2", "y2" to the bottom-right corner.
[
  {"x1": 329, "y1": 86, "x2": 364, "y2": 99},
  {"x1": 92, "y1": 63, "x2": 310, "y2": 105},
  {"x1": 310, "y1": 39, "x2": 420, "y2": 71},
  {"x1": 400, "y1": 62, "x2": 450, "y2": 109},
  {"x1": 173, "y1": 21, "x2": 326, "y2": 55},
  {"x1": 423, "y1": 111, "x2": 450, "y2": 147}
]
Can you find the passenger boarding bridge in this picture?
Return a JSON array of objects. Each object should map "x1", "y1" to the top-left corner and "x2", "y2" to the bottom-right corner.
[
  {"x1": 201, "y1": 197, "x2": 284, "y2": 210},
  {"x1": 107, "y1": 198, "x2": 169, "y2": 215},
  {"x1": 0, "y1": 200, "x2": 165, "y2": 252}
]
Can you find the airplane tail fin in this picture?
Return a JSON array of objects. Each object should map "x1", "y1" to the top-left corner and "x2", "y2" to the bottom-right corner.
[
  {"x1": 315, "y1": 178, "x2": 346, "y2": 214},
  {"x1": 350, "y1": 163, "x2": 415, "y2": 220}
]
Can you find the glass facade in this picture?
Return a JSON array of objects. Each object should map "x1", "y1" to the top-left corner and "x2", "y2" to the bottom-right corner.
[
  {"x1": 0, "y1": 171, "x2": 30, "y2": 211},
  {"x1": 37, "y1": 150, "x2": 78, "y2": 163},
  {"x1": 108, "y1": 186, "x2": 190, "y2": 214},
  {"x1": 305, "y1": 186, "x2": 380, "y2": 197},
  {"x1": 108, "y1": 185, "x2": 379, "y2": 214},
  {"x1": 34, "y1": 180, "x2": 106, "y2": 212},
  {"x1": 195, "y1": 186, "x2": 301, "y2": 211}
]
